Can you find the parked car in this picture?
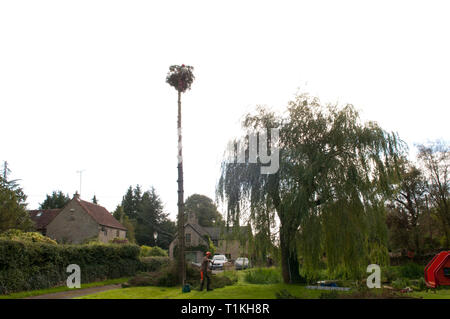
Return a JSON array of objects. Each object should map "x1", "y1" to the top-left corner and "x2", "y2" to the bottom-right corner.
[
  {"x1": 235, "y1": 257, "x2": 250, "y2": 270},
  {"x1": 211, "y1": 254, "x2": 228, "y2": 270}
]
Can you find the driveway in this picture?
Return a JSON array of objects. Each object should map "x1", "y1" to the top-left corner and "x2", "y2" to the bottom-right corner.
[{"x1": 24, "y1": 284, "x2": 122, "y2": 299}]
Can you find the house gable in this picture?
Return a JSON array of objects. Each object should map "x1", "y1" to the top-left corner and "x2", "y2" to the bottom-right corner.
[{"x1": 46, "y1": 198, "x2": 100, "y2": 244}]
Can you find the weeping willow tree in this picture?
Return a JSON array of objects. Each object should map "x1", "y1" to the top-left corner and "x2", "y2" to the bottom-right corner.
[{"x1": 217, "y1": 94, "x2": 405, "y2": 283}]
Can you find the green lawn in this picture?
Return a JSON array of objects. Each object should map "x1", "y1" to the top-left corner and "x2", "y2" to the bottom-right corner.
[
  {"x1": 78, "y1": 282, "x2": 325, "y2": 299},
  {"x1": 410, "y1": 288, "x2": 450, "y2": 299},
  {"x1": 77, "y1": 276, "x2": 450, "y2": 299},
  {"x1": 0, "y1": 277, "x2": 130, "y2": 299}
]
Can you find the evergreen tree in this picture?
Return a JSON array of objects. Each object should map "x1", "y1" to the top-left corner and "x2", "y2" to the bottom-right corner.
[
  {"x1": 40, "y1": 191, "x2": 70, "y2": 209},
  {"x1": 113, "y1": 205, "x2": 136, "y2": 243},
  {"x1": 118, "y1": 185, "x2": 175, "y2": 248},
  {"x1": 122, "y1": 186, "x2": 140, "y2": 219},
  {"x1": 0, "y1": 162, "x2": 32, "y2": 232}
]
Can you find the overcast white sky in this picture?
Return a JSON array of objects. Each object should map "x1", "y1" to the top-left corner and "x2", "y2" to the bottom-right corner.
[{"x1": 1, "y1": 1, "x2": 449, "y2": 220}]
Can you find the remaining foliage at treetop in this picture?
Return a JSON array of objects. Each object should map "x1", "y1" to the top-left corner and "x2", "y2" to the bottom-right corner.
[{"x1": 166, "y1": 64, "x2": 195, "y2": 93}]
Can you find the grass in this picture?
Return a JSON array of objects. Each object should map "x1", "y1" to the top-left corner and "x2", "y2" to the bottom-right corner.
[
  {"x1": 0, "y1": 277, "x2": 130, "y2": 299},
  {"x1": 78, "y1": 282, "x2": 325, "y2": 299},
  {"x1": 410, "y1": 287, "x2": 450, "y2": 299},
  {"x1": 244, "y1": 267, "x2": 283, "y2": 284},
  {"x1": 77, "y1": 267, "x2": 450, "y2": 299},
  {"x1": 79, "y1": 283, "x2": 450, "y2": 299},
  {"x1": 79, "y1": 269, "x2": 338, "y2": 299}
]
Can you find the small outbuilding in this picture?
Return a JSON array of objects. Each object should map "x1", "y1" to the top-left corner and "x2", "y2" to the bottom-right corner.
[{"x1": 424, "y1": 251, "x2": 450, "y2": 288}]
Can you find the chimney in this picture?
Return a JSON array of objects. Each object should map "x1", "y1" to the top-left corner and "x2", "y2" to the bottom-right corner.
[{"x1": 73, "y1": 192, "x2": 80, "y2": 200}]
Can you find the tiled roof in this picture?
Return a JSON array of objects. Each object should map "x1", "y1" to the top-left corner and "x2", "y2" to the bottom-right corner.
[
  {"x1": 204, "y1": 226, "x2": 252, "y2": 241},
  {"x1": 77, "y1": 199, "x2": 127, "y2": 230},
  {"x1": 29, "y1": 209, "x2": 62, "y2": 230},
  {"x1": 203, "y1": 227, "x2": 221, "y2": 240},
  {"x1": 189, "y1": 223, "x2": 209, "y2": 237}
]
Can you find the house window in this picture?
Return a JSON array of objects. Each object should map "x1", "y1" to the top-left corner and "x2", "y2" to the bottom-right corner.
[
  {"x1": 101, "y1": 226, "x2": 107, "y2": 236},
  {"x1": 116, "y1": 230, "x2": 120, "y2": 237},
  {"x1": 185, "y1": 233, "x2": 191, "y2": 245}
]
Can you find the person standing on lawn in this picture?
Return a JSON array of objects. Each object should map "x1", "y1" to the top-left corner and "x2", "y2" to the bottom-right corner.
[{"x1": 200, "y1": 251, "x2": 213, "y2": 291}]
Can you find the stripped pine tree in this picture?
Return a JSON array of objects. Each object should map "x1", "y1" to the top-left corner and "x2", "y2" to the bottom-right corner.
[{"x1": 166, "y1": 65, "x2": 195, "y2": 286}]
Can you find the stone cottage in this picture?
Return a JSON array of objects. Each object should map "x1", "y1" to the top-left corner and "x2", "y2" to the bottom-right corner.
[
  {"x1": 168, "y1": 211, "x2": 251, "y2": 263},
  {"x1": 29, "y1": 193, "x2": 127, "y2": 244}
]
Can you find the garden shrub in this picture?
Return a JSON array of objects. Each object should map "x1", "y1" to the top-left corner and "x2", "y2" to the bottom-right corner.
[
  {"x1": 410, "y1": 277, "x2": 427, "y2": 291},
  {"x1": 140, "y1": 245, "x2": 168, "y2": 257},
  {"x1": 128, "y1": 262, "x2": 236, "y2": 290},
  {"x1": 140, "y1": 256, "x2": 170, "y2": 272},
  {"x1": 129, "y1": 261, "x2": 181, "y2": 288},
  {"x1": 209, "y1": 275, "x2": 233, "y2": 289},
  {"x1": 398, "y1": 263, "x2": 423, "y2": 279},
  {"x1": 244, "y1": 267, "x2": 282, "y2": 284},
  {"x1": 0, "y1": 229, "x2": 57, "y2": 245},
  {"x1": 392, "y1": 278, "x2": 410, "y2": 289},
  {"x1": 220, "y1": 270, "x2": 239, "y2": 284},
  {"x1": 0, "y1": 239, "x2": 143, "y2": 294},
  {"x1": 381, "y1": 266, "x2": 399, "y2": 283}
]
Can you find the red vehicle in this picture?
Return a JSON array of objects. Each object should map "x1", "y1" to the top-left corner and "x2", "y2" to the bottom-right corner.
[{"x1": 424, "y1": 251, "x2": 450, "y2": 288}]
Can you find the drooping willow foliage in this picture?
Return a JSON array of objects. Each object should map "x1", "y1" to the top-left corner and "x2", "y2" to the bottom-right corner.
[{"x1": 217, "y1": 94, "x2": 406, "y2": 282}]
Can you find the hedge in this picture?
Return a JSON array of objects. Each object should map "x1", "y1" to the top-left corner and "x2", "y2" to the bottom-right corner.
[{"x1": 0, "y1": 239, "x2": 145, "y2": 294}]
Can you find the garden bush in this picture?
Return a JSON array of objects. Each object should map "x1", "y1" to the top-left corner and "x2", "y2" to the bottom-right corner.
[
  {"x1": 244, "y1": 267, "x2": 282, "y2": 284},
  {"x1": 140, "y1": 245, "x2": 168, "y2": 257},
  {"x1": 410, "y1": 277, "x2": 427, "y2": 291},
  {"x1": 0, "y1": 229, "x2": 57, "y2": 245},
  {"x1": 392, "y1": 277, "x2": 411, "y2": 289},
  {"x1": 0, "y1": 239, "x2": 143, "y2": 294},
  {"x1": 129, "y1": 261, "x2": 192, "y2": 288},
  {"x1": 381, "y1": 266, "x2": 399, "y2": 283},
  {"x1": 140, "y1": 256, "x2": 170, "y2": 272},
  {"x1": 220, "y1": 270, "x2": 239, "y2": 284},
  {"x1": 398, "y1": 263, "x2": 424, "y2": 279}
]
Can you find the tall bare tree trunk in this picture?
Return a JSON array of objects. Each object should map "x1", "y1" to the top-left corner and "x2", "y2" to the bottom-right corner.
[{"x1": 177, "y1": 90, "x2": 186, "y2": 286}]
